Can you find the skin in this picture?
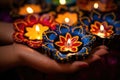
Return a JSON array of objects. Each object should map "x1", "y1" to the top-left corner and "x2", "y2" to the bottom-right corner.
[{"x1": 0, "y1": 22, "x2": 108, "y2": 74}]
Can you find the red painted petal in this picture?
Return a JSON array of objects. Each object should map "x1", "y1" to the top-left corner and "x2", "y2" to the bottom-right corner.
[
  {"x1": 61, "y1": 47, "x2": 65, "y2": 51},
  {"x1": 55, "y1": 42, "x2": 64, "y2": 46},
  {"x1": 71, "y1": 47, "x2": 77, "y2": 52},
  {"x1": 25, "y1": 14, "x2": 39, "y2": 25},
  {"x1": 95, "y1": 22, "x2": 101, "y2": 28},
  {"x1": 39, "y1": 14, "x2": 51, "y2": 26},
  {"x1": 72, "y1": 42, "x2": 82, "y2": 46},
  {"x1": 60, "y1": 36, "x2": 66, "y2": 42},
  {"x1": 71, "y1": 36, "x2": 78, "y2": 42},
  {"x1": 13, "y1": 32, "x2": 24, "y2": 42},
  {"x1": 92, "y1": 25, "x2": 99, "y2": 31},
  {"x1": 66, "y1": 33, "x2": 71, "y2": 40},
  {"x1": 13, "y1": 19, "x2": 27, "y2": 32},
  {"x1": 107, "y1": 30, "x2": 113, "y2": 34},
  {"x1": 27, "y1": 40, "x2": 42, "y2": 48}
]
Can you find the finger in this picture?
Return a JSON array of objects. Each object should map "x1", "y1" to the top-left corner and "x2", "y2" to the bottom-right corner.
[
  {"x1": 84, "y1": 55, "x2": 101, "y2": 64},
  {"x1": 17, "y1": 44, "x2": 89, "y2": 74},
  {"x1": 94, "y1": 48, "x2": 108, "y2": 56},
  {"x1": 99, "y1": 45, "x2": 108, "y2": 50},
  {"x1": 22, "y1": 52, "x2": 89, "y2": 74},
  {"x1": 58, "y1": 61, "x2": 89, "y2": 73}
]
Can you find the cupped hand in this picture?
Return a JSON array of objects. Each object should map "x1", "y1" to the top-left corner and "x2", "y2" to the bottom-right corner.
[{"x1": 13, "y1": 43, "x2": 108, "y2": 74}]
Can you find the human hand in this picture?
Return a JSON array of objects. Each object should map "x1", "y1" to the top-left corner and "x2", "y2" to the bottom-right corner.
[{"x1": 12, "y1": 43, "x2": 108, "y2": 74}]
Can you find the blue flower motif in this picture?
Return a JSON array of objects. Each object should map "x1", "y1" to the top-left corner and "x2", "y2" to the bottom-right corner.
[
  {"x1": 43, "y1": 24, "x2": 95, "y2": 62},
  {"x1": 80, "y1": 10, "x2": 120, "y2": 36}
]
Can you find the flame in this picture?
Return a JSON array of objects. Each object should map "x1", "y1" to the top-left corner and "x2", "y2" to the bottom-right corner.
[
  {"x1": 26, "y1": 7, "x2": 34, "y2": 14},
  {"x1": 67, "y1": 38, "x2": 71, "y2": 46},
  {"x1": 65, "y1": 17, "x2": 70, "y2": 23},
  {"x1": 94, "y1": 3, "x2": 99, "y2": 9},
  {"x1": 100, "y1": 25, "x2": 104, "y2": 32},
  {"x1": 35, "y1": 25, "x2": 40, "y2": 32},
  {"x1": 59, "y1": 0, "x2": 66, "y2": 5}
]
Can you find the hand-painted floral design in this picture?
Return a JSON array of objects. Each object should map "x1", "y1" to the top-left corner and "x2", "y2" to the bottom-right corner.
[
  {"x1": 90, "y1": 21, "x2": 113, "y2": 38},
  {"x1": 55, "y1": 33, "x2": 82, "y2": 52},
  {"x1": 43, "y1": 24, "x2": 96, "y2": 62},
  {"x1": 80, "y1": 10, "x2": 120, "y2": 38},
  {"x1": 55, "y1": 12, "x2": 78, "y2": 26},
  {"x1": 13, "y1": 14, "x2": 56, "y2": 48},
  {"x1": 24, "y1": 24, "x2": 49, "y2": 40}
]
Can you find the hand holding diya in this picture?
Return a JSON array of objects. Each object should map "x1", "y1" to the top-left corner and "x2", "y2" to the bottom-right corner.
[
  {"x1": 13, "y1": 14, "x2": 56, "y2": 48},
  {"x1": 43, "y1": 24, "x2": 96, "y2": 62}
]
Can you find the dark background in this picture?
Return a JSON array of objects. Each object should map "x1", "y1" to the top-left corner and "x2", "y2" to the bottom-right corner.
[{"x1": 0, "y1": 0, "x2": 120, "y2": 80}]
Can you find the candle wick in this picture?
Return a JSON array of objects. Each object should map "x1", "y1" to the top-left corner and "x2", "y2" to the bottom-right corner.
[
  {"x1": 100, "y1": 25, "x2": 105, "y2": 32},
  {"x1": 67, "y1": 39, "x2": 71, "y2": 46}
]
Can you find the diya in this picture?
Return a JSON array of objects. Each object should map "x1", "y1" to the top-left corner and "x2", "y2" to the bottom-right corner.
[
  {"x1": 76, "y1": 0, "x2": 117, "y2": 12},
  {"x1": 55, "y1": 12, "x2": 78, "y2": 26},
  {"x1": 80, "y1": 10, "x2": 120, "y2": 46},
  {"x1": 50, "y1": 0, "x2": 76, "y2": 6},
  {"x1": 43, "y1": 24, "x2": 96, "y2": 62},
  {"x1": 18, "y1": 4, "x2": 42, "y2": 15},
  {"x1": 13, "y1": 14, "x2": 56, "y2": 48}
]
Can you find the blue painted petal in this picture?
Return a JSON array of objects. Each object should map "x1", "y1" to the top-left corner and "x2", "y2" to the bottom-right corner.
[
  {"x1": 72, "y1": 26, "x2": 84, "y2": 37},
  {"x1": 114, "y1": 22, "x2": 120, "y2": 35},
  {"x1": 45, "y1": 43, "x2": 55, "y2": 49},
  {"x1": 81, "y1": 35, "x2": 95, "y2": 46},
  {"x1": 103, "y1": 13, "x2": 116, "y2": 24},
  {"x1": 57, "y1": 52, "x2": 67, "y2": 58},
  {"x1": 91, "y1": 11, "x2": 101, "y2": 21},
  {"x1": 80, "y1": 17, "x2": 90, "y2": 26},
  {"x1": 45, "y1": 31, "x2": 57, "y2": 41},
  {"x1": 59, "y1": 24, "x2": 69, "y2": 34},
  {"x1": 78, "y1": 47, "x2": 89, "y2": 55}
]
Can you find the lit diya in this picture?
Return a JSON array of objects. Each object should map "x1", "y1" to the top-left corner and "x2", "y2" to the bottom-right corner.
[
  {"x1": 51, "y1": 0, "x2": 76, "y2": 5},
  {"x1": 90, "y1": 21, "x2": 113, "y2": 38},
  {"x1": 43, "y1": 24, "x2": 95, "y2": 62},
  {"x1": 18, "y1": 4, "x2": 42, "y2": 15},
  {"x1": 55, "y1": 12, "x2": 78, "y2": 26},
  {"x1": 76, "y1": 0, "x2": 117, "y2": 12},
  {"x1": 13, "y1": 14, "x2": 56, "y2": 48},
  {"x1": 80, "y1": 10, "x2": 120, "y2": 38}
]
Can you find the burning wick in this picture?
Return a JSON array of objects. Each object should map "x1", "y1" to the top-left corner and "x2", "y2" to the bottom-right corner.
[
  {"x1": 59, "y1": 0, "x2": 66, "y2": 5},
  {"x1": 94, "y1": 3, "x2": 99, "y2": 9},
  {"x1": 67, "y1": 38, "x2": 71, "y2": 46},
  {"x1": 100, "y1": 25, "x2": 104, "y2": 32},
  {"x1": 65, "y1": 17, "x2": 70, "y2": 23},
  {"x1": 26, "y1": 7, "x2": 34, "y2": 14},
  {"x1": 35, "y1": 25, "x2": 40, "y2": 39},
  {"x1": 97, "y1": 25, "x2": 105, "y2": 38}
]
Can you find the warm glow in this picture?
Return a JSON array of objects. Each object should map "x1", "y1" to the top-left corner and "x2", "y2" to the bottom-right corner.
[
  {"x1": 59, "y1": 0, "x2": 66, "y2": 5},
  {"x1": 67, "y1": 38, "x2": 71, "y2": 46},
  {"x1": 97, "y1": 32, "x2": 105, "y2": 38},
  {"x1": 100, "y1": 25, "x2": 104, "y2": 32},
  {"x1": 35, "y1": 25, "x2": 40, "y2": 39},
  {"x1": 65, "y1": 17, "x2": 70, "y2": 23},
  {"x1": 35, "y1": 25, "x2": 40, "y2": 32},
  {"x1": 24, "y1": 24, "x2": 49, "y2": 40},
  {"x1": 26, "y1": 7, "x2": 34, "y2": 14},
  {"x1": 55, "y1": 33, "x2": 82, "y2": 52},
  {"x1": 98, "y1": 25, "x2": 105, "y2": 38},
  {"x1": 94, "y1": 3, "x2": 99, "y2": 9}
]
